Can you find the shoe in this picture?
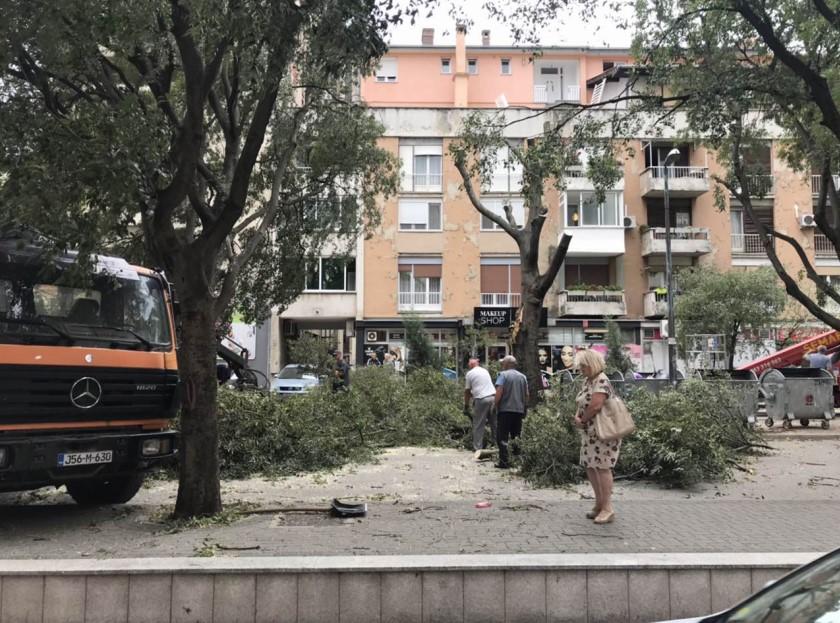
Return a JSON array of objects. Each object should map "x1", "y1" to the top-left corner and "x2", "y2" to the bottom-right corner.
[
  {"x1": 474, "y1": 450, "x2": 483, "y2": 460},
  {"x1": 593, "y1": 510, "x2": 615, "y2": 524},
  {"x1": 493, "y1": 463, "x2": 510, "y2": 469},
  {"x1": 585, "y1": 507, "x2": 600, "y2": 519}
]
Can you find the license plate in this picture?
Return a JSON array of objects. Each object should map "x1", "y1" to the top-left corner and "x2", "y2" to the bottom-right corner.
[{"x1": 57, "y1": 450, "x2": 113, "y2": 467}]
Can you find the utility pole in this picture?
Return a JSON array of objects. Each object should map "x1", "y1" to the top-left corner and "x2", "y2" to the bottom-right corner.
[{"x1": 663, "y1": 148, "x2": 681, "y2": 386}]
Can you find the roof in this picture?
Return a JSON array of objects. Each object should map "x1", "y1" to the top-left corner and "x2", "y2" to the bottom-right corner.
[
  {"x1": 385, "y1": 45, "x2": 632, "y2": 56},
  {"x1": 585, "y1": 63, "x2": 646, "y2": 86}
]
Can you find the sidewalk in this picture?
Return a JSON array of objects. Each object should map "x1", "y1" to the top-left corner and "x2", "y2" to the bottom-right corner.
[{"x1": 0, "y1": 439, "x2": 837, "y2": 559}]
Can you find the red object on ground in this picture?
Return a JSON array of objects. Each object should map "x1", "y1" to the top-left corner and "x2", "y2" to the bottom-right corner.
[
  {"x1": 738, "y1": 330, "x2": 840, "y2": 374},
  {"x1": 474, "y1": 501, "x2": 492, "y2": 509}
]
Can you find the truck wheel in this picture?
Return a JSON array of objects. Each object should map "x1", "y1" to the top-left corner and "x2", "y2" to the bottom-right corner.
[
  {"x1": 800, "y1": 418, "x2": 810, "y2": 428},
  {"x1": 66, "y1": 474, "x2": 144, "y2": 506},
  {"x1": 822, "y1": 420, "x2": 831, "y2": 430},
  {"x1": 765, "y1": 418, "x2": 774, "y2": 428}
]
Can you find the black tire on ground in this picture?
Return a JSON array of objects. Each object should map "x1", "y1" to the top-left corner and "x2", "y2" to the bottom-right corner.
[
  {"x1": 800, "y1": 418, "x2": 810, "y2": 428},
  {"x1": 822, "y1": 420, "x2": 831, "y2": 430},
  {"x1": 66, "y1": 473, "x2": 144, "y2": 505},
  {"x1": 765, "y1": 417, "x2": 774, "y2": 428},
  {"x1": 783, "y1": 419, "x2": 792, "y2": 430}
]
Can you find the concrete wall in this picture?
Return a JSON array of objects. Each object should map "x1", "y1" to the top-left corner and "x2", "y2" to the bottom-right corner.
[{"x1": 0, "y1": 553, "x2": 818, "y2": 623}]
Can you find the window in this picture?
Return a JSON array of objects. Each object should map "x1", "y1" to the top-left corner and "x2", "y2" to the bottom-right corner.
[
  {"x1": 399, "y1": 199, "x2": 442, "y2": 231},
  {"x1": 481, "y1": 198, "x2": 525, "y2": 230},
  {"x1": 565, "y1": 190, "x2": 621, "y2": 227},
  {"x1": 398, "y1": 258, "x2": 442, "y2": 311},
  {"x1": 305, "y1": 258, "x2": 356, "y2": 291},
  {"x1": 480, "y1": 259, "x2": 521, "y2": 307},
  {"x1": 602, "y1": 61, "x2": 615, "y2": 71},
  {"x1": 484, "y1": 144, "x2": 523, "y2": 193},
  {"x1": 467, "y1": 59, "x2": 478, "y2": 74},
  {"x1": 564, "y1": 261, "x2": 610, "y2": 287},
  {"x1": 500, "y1": 58, "x2": 511, "y2": 75},
  {"x1": 441, "y1": 58, "x2": 451, "y2": 74},
  {"x1": 399, "y1": 141, "x2": 443, "y2": 192},
  {"x1": 645, "y1": 199, "x2": 692, "y2": 228},
  {"x1": 375, "y1": 58, "x2": 397, "y2": 83}
]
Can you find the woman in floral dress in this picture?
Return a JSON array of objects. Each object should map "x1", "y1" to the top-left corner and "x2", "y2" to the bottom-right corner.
[{"x1": 573, "y1": 349, "x2": 620, "y2": 524}]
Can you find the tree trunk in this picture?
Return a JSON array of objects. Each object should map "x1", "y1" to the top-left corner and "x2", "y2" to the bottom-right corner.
[
  {"x1": 174, "y1": 300, "x2": 222, "y2": 518},
  {"x1": 513, "y1": 294, "x2": 544, "y2": 407}
]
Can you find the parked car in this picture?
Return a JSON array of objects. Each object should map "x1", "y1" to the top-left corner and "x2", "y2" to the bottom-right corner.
[
  {"x1": 657, "y1": 548, "x2": 840, "y2": 622},
  {"x1": 270, "y1": 364, "x2": 321, "y2": 396}
]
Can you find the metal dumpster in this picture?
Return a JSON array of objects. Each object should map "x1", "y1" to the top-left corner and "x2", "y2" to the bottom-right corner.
[{"x1": 759, "y1": 368, "x2": 834, "y2": 429}]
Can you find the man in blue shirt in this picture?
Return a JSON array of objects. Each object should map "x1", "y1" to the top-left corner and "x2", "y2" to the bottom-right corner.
[{"x1": 494, "y1": 355, "x2": 529, "y2": 469}]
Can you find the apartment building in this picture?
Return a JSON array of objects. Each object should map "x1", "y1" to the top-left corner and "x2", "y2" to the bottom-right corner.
[{"x1": 272, "y1": 26, "x2": 838, "y2": 374}]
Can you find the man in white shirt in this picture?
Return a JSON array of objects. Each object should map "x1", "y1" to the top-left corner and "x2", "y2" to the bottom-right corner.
[{"x1": 464, "y1": 357, "x2": 497, "y2": 460}]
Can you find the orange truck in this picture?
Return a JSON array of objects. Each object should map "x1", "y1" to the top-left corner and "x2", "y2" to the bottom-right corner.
[{"x1": 0, "y1": 236, "x2": 179, "y2": 504}]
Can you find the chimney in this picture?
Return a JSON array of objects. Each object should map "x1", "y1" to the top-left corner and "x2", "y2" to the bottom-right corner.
[
  {"x1": 421, "y1": 28, "x2": 434, "y2": 46},
  {"x1": 481, "y1": 30, "x2": 490, "y2": 46},
  {"x1": 454, "y1": 22, "x2": 468, "y2": 107}
]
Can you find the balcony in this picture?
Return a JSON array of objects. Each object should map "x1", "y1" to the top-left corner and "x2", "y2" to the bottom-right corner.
[
  {"x1": 815, "y1": 233, "x2": 836, "y2": 259},
  {"x1": 641, "y1": 227, "x2": 712, "y2": 257},
  {"x1": 731, "y1": 233, "x2": 769, "y2": 255},
  {"x1": 812, "y1": 175, "x2": 840, "y2": 196},
  {"x1": 533, "y1": 84, "x2": 581, "y2": 104},
  {"x1": 643, "y1": 291, "x2": 669, "y2": 318},
  {"x1": 480, "y1": 292, "x2": 522, "y2": 308},
  {"x1": 639, "y1": 166, "x2": 710, "y2": 198},
  {"x1": 558, "y1": 289, "x2": 626, "y2": 316},
  {"x1": 398, "y1": 291, "x2": 441, "y2": 312},
  {"x1": 407, "y1": 173, "x2": 442, "y2": 193},
  {"x1": 732, "y1": 174, "x2": 775, "y2": 198}
]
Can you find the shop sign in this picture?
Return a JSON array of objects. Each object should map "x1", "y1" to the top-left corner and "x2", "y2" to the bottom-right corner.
[{"x1": 474, "y1": 307, "x2": 512, "y2": 328}]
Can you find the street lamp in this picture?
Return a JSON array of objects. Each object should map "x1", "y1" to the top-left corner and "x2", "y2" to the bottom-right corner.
[{"x1": 663, "y1": 148, "x2": 681, "y2": 386}]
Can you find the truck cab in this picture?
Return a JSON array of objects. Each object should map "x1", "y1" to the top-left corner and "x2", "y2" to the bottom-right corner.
[{"x1": 0, "y1": 237, "x2": 179, "y2": 504}]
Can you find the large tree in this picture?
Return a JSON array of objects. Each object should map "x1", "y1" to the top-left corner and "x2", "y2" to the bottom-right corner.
[
  {"x1": 0, "y1": 0, "x2": 402, "y2": 517},
  {"x1": 451, "y1": 112, "x2": 621, "y2": 403},
  {"x1": 675, "y1": 267, "x2": 787, "y2": 369},
  {"x1": 633, "y1": 0, "x2": 840, "y2": 330}
]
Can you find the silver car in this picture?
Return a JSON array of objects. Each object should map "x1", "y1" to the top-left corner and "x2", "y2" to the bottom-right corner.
[
  {"x1": 270, "y1": 364, "x2": 321, "y2": 397},
  {"x1": 657, "y1": 547, "x2": 840, "y2": 622}
]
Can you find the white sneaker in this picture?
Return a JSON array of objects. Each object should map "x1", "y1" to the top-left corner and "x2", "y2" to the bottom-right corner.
[{"x1": 474, "y1": 450, "x2": 483, "y2": 460}]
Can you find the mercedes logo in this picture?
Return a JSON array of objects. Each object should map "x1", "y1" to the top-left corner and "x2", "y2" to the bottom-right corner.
[{"x1": 70, "y1": 377, "x2": 103, "y2": 409}]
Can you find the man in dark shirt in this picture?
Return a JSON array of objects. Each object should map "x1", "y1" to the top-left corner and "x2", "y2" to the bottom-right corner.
[
  {"x1": 494, "y1": 355, "x2": 529, "y2": 469},
  {"x1": 332, "y1": 351, "x2": 351, "y2": 391}
]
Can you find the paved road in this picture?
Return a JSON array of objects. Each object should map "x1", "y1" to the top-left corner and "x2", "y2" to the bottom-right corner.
[{"x1": 0, "y1": 440, "x2": 837, "y2": 559}]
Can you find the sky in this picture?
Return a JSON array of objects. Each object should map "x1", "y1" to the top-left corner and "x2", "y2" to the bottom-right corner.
[{"x1": 385, "y1": 0, "x2": 635, "y2": 49}]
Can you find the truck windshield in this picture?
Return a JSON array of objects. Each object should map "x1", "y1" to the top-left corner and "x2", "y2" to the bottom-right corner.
[{"x1": 0, "y1": 264, "x2": 171, "y2": 349}]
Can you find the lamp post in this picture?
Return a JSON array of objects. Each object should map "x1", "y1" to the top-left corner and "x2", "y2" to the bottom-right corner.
[{"x1": 663, "y1": 148, "x2": 681, "y2": 386}]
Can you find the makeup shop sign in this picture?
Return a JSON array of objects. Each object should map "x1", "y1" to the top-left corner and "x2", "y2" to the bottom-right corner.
[{"x1": 473, "y1": 307, "x2": 548, "y2": 329}]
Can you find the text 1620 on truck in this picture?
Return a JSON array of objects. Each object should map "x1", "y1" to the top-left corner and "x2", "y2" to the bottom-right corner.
[{"x1": 0, "y1": 236, "x2": 179, "y2": 505}]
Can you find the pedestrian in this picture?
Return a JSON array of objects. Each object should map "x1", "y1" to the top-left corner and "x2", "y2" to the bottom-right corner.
[
  {"x1": 573, "y1": 349, "x2": 619, "y2": 525},
  {"x1": 806, "y1": 345, "x2": 833, "y2": 370},
  {"x1": 464, "y1": 357, "x2": 497, "y2": 460},
  {"x1": 332, "y1": 351, "x2": 351, "y2": 391},
  {"x1": 494, "y1": 355, "x2": 528, "y2": 469}
]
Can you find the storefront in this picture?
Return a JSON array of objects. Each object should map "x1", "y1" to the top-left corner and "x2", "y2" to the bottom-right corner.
[{"x1": 354, "y1": 318, "x2": 463, "y2": 370}]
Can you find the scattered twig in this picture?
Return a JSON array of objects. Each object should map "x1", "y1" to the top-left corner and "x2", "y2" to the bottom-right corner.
[
  {"x1": 401, "y1": 505, "x2": 445, "y2": 514},
  {"x1": 803, "y1": 462, "x2": 827, "y2": 466},
  {"x1": 216, "y1": 544, "x2": 261, "y2": 551},
  {"x1": 501, "y1": 504, "x2": 547, "y2": 512},
  {"x1": 560, "y1": 531, "x2": 623, "y2": 539}
]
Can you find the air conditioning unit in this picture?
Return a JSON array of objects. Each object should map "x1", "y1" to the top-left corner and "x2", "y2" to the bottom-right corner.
[
  {"x1": 799, "y1": 213, "x2": 816, "y2": 228},
  {"x1": 623, "y1": 215, "x2": 637, "y2": 229}
]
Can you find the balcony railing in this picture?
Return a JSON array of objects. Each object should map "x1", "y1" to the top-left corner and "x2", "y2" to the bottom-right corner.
[
  {"x1": 641, "y1": 227, "x2": 712, "y2": 256},
  {"x1": 398, "y1": 291, "x2": 441, "y2": 311},
  {"x1": 811, "y1": 175, "x2": 840, "y2": 195},
  {"x1": 480, "y1": 292, "x2": 522, "y2": 308},
  {"x1": 639, "y1": 166, "x2": 710, "y2": 197},
  {"x1": 643, "y1": 291, "x2": 669, "y2": 318},
  {"x1": 644, "y1": 166, "x2": 709, "y2": 180},
  {"x1": 732, "y1": 174, "x2": 775, "y2": 197},
  {"x1": 558, "y1": 289, "x2": 626, "y2": 316},
  {"x1": 815, "y1": 233, "x2": 836, "y2": 258},
  {"x1": 533, "y1": 84, "x2": 581, "y2": 104},
  {"x1": 411, "y1": 173, "x2": 442, "y2": 191},
  {"x1": 731, "y1": 233, "x2": 769, "y2": 255}
]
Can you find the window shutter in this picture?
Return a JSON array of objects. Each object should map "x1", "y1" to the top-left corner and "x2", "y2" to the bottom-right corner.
[
  {"x1": 413, "y1": 264, "x2": 442, "y2": 278},
  {"x1": 480, "y1": 265, "x2": 508, "y2": 293},
  {"x1": 399, "y1": 145, "x2": 414, "y2": 192},
  {"x1": 399, "y1": 200, "x2": 429, "y2": 227}
]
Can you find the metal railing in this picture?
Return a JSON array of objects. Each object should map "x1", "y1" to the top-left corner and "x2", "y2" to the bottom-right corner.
[
  {"x1": 561, "y1": 290, "x2": 625, "y2": 304},
  {"x1": 731, "y1": 233, "x2": 768, "y2": 254},
  {"x1": 733, "y1": 174, "x2": 775, "y2": 197},
  {"x1": 412, "y1": 174, "x2": 442, "y2": 189},
  {"x1": 480, "y1": 292, "x2": 522, "y2": 307},
  {"x1": 533, "y1": 84, "x2": 581, "y2": 104},
  {"x1": 811, "y1": 175, "x2": 840, "y2": 195},
  {"x1": 643, "y1": 166, "x2": 709, "y2": 180},
  {"x1": 398, "y1": 291, "x2": 441, "y2": 310},
  {"x1": 815, "y1": 233, "x2": 836, "y2": 257},
  {"x1": 648, "y1": 226, "x2": 710, "y2": 241}
]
